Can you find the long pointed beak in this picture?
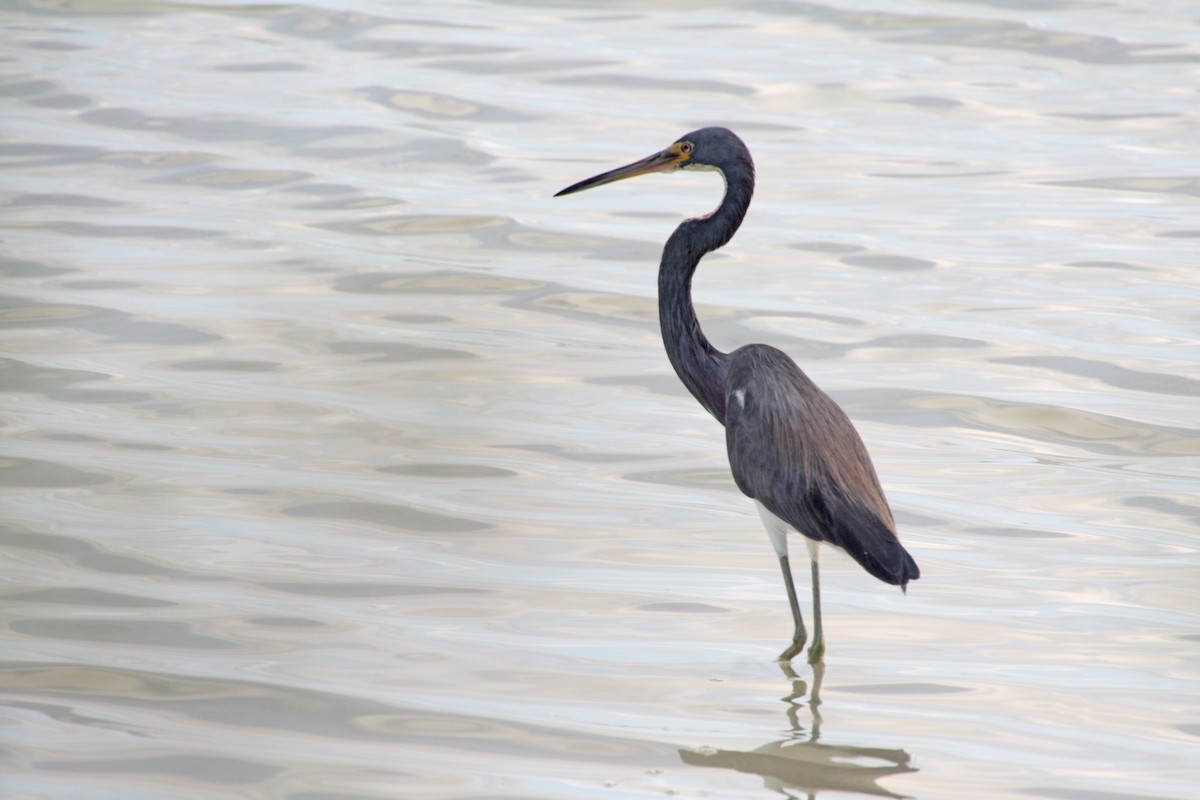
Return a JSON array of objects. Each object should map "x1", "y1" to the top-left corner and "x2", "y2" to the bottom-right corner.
[{"x1": 555, "y1": 148, "x2": 683, "y2": 197}]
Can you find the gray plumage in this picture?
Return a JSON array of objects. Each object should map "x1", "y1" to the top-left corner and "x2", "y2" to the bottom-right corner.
[
  {"x1": 725, "y1": 344, "x2": 918, "y2": 587},
  {"x1": 557, "y1": 126, "x2": 918, "y2": 662}
]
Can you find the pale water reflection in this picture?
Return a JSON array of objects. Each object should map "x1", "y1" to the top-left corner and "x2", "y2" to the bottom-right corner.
[
  {"x1": 3, "y1": 0, "x2": 1199, "y2": 798},
  {"x1": 681, "y1": 665, "x2": 918, "y2": 798}
]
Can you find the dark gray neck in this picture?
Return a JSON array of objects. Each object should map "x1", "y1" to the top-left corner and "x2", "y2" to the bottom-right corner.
[{"x1": 657, "y1": 160, "x2": 754, "y2": 425}]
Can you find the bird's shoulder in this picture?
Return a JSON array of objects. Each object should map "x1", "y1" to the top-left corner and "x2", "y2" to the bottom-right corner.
[{"x1": 723, "y1": 343, "x2": 834, "y2": 424}]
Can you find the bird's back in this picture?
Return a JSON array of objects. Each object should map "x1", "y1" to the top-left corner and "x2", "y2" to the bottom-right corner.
[{"x1": 722, "y1": 344, "x2": 919, "y2": 587}]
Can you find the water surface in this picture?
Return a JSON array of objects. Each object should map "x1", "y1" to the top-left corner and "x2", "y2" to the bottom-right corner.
[{"x1": 3, "y1": 1, "x2": 1198, "y2": 798}]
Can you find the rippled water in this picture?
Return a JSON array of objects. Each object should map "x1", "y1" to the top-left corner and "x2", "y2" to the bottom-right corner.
[{"x1": 3, "y1": 1, "x2": 1198, "y2": 798}]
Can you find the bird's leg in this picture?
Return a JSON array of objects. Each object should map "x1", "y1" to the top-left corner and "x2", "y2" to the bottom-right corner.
[
  {"x1": 807, "y1": 547, "x2": 825, "y2": 665},
  {"x1": 776, "y1": 554, "x2": 807, "y2": 661}
]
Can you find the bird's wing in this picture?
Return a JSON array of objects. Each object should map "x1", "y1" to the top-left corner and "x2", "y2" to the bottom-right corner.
[{"x1": 723, "y1": 345, "x2": 917, "y2": 586}]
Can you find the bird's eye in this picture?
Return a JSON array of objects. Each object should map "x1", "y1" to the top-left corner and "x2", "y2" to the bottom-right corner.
[{"x1": 680, "y1": 142, "x2": 693, "y2": 154}]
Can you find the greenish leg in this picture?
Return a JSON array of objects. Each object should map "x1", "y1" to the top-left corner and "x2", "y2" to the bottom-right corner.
[
  {"x1": 776, "y1": 554, "x2": 807, "y2": 661},
  {"x1": 807, "y1": 557, "x2": 825, "y2": 664}
]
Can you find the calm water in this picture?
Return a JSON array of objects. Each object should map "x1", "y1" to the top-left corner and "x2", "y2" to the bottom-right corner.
[{"x1": 3, "y1": 1, "x2": 1198, "y2": 798}]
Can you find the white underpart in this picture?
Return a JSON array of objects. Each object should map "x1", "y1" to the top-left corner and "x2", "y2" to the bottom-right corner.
[{"x1": 755, "y1": 501, "x2": 821, "y2": 563}]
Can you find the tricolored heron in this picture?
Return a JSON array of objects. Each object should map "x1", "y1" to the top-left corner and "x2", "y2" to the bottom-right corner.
[{"x1": 556, "y1": 127, "x2": 919, "y2": 663}]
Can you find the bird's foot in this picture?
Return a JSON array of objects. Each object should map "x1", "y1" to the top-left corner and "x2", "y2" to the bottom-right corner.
[
  {"x1": 806, "y1": 637, "x2": 825, "y2": 665},
  {"x1": 777, "y1": 638, "x2": 806, "y2": 663}
]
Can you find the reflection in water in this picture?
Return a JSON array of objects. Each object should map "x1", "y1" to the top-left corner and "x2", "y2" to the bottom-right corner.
[
  {"x1": 680, "y1": 664, "x2": 916, "y2": 799},
  {"x1": 4, "y1": 0, "x2": 1197, "y2": 796}
]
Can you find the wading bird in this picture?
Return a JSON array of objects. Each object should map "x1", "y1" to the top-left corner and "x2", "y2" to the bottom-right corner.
[{"x1": 556, "y1": 127, "x2": 919, "y2": 663}]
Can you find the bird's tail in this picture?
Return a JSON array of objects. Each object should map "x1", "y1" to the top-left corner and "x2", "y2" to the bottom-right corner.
[{"x1": 829, "y1": 502, "x2": 920, "y2": 590}]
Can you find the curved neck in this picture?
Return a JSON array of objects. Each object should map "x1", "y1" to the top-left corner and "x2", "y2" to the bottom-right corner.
[{"x1": 658, "y1": 158, "x2": 754, "y2": 424}]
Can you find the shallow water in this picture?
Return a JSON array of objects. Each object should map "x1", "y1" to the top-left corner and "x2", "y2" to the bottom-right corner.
[{"x1": 3, "y1": 0, "x2": 1198, "y2": 798}]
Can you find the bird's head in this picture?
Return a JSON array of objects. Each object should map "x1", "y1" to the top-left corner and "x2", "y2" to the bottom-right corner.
[{"x1": 554, "y1": 127, "x2": 750, "y2": 197}]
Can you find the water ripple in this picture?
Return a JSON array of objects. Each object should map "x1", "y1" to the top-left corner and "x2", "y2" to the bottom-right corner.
[
  {"x1": 3, "y1": 0, "x2": 1196, "y2": 797},
  {"x1": 994, "y1": 355, "x2": 1200, "y2": 398}
]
